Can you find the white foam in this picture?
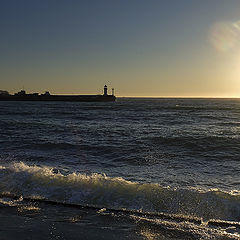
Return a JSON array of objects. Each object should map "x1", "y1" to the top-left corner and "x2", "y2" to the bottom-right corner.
[{"x1": 0, "y1": 162, "x2": 240, "y2": 221}]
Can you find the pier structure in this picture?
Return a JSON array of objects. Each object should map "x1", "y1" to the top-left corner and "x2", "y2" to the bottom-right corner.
[{"x1": 0, "y1": 85, "x2": 116, "y2": 102}]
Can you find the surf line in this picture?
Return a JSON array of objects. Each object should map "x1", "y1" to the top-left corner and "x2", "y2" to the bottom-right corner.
[{"x1": 0, "y1": 192, "x2": 239, "y2": 228}]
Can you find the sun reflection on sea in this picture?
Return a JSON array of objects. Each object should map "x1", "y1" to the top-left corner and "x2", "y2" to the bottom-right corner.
[{"x1": 139, "y1": 229, "x2": 159, "y2": 240}]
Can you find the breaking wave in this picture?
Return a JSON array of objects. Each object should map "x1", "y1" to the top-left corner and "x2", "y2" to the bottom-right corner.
[{"x1": 0, "y1": 162, "x2": 240, "y2": 222}]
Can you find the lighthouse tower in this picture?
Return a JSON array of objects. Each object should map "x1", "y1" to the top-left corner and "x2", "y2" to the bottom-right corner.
[{"x1": 104, "y1": 85, "x2": 108, "y2": 96}]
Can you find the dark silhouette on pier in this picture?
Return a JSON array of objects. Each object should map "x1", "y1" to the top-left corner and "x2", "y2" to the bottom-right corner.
[{"x1": 0, "y1": 86, "x2": 116, "y2": 102}]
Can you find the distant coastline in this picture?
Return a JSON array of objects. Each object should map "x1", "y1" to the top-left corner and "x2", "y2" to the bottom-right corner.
[{"x1": 0, "y1": 85, "x2": 116, "y2": 102}]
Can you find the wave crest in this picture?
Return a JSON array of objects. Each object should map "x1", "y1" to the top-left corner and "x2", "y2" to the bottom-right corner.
[{"x1": 0, "y1": 162, "x2": 240, "y2": 221}]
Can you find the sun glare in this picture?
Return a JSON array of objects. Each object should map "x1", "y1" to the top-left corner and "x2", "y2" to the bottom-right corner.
[{"x1": 210, "y1": 21, "x2": 240, "y2": 51}]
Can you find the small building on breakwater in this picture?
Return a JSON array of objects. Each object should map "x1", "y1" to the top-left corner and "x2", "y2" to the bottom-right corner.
[{"x1": 0, "y1": 86, "x2": 116, "y2": 102}]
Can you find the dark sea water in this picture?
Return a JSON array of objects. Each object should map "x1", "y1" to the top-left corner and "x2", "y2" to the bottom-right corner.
[{"x1": 0, "y1": 98, "x2": 240, "y2": 239}]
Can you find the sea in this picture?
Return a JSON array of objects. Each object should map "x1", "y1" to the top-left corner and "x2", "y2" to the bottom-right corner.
[{"x1": 0, "y1": 98, "x2": 240, "y2": 240}]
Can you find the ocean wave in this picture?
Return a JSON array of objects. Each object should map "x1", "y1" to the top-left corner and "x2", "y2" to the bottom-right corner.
[
  {"x1": 0, "y1": 162, "x2": 240, "y2": 222},
  {"x1": 150, "y1": 135, "x2": 240, "y2": 151}
]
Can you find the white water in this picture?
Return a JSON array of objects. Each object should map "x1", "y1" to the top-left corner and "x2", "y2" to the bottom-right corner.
[{"x1": 0, "y1": 162, "x2": 240, "y2": 223}]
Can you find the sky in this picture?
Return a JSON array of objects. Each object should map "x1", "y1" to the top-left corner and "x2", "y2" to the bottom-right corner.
[{"x1": 1, "y1": 0, "x2": 240, "y2": 97}]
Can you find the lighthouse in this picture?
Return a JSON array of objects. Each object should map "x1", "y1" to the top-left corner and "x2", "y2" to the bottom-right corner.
[{"x1": 104, "y1": 85, "x2": 108, "y2": 96}]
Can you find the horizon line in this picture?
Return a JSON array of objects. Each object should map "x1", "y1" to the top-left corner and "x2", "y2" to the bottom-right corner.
[
  {"x1": 4, "y1": 90, "x2": 240, "y2": 99},
  {"x1": 117, "y1": 96, "x2": 240, "y2": 99}
]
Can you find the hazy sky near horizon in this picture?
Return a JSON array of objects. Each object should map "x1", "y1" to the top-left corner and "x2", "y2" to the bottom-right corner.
[{"x1": 1, "y1": 0, "x2": 240, "y2": 97}]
